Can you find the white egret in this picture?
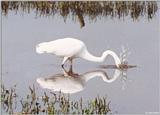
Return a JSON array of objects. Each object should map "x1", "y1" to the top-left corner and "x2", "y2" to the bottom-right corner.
[
  {"x1": 36, "y1": 38, "x2": 121, "y2": 68},
  {"x1": 36, "y1": 67, "x2": 121, "y2": 94}
]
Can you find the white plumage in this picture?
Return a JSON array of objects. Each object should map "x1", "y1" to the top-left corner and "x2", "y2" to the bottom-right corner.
[
  {"x1": 36, "y1": 37, "x2": 121, "y2": 67},
  {"x1": 36, "y1": 68, "x2": 121, "y2": 94}
]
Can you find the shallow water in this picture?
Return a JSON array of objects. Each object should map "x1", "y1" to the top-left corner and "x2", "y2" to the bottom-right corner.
[{"x1": 2, "y1": 11, "x2": 159, "y2": 114}]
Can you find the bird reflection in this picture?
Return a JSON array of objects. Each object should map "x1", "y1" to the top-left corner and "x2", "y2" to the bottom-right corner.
[{"x1": 36, "y1": 65, "x2": 125, "y2": 94}]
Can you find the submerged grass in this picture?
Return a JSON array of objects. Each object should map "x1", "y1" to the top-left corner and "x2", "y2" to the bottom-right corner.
[
  {"x1": 1, "y1": 1, "x2": 158, "y2": 28},
  {"x1": 1, "y1": 84, "x2": 111, "y2": 114}
]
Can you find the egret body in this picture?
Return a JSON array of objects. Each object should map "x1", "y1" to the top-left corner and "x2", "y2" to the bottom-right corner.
[{"x1": 36, "y1": 38, "x2": 121, "y2": 67}]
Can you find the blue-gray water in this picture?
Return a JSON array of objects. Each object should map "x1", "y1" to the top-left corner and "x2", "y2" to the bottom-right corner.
[{"x1": 2, "y1": 10, "x2": 159, "y2": 114}]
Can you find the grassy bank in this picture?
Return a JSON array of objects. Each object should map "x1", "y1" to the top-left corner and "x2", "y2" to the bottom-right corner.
[{"x1": 1, "y1": 1, "x2": 158, "y2": 28}]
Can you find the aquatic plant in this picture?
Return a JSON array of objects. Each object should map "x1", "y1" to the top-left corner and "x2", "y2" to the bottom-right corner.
[
  {"x1": 1, "y1": 84, "x2": 17, "y2": 114},
  {"x1": 1, "y1": 1, "x2": 158, "y2": 28},
  {"x1": 1, "y1": 84, "x2": 112, "y2": 114}
]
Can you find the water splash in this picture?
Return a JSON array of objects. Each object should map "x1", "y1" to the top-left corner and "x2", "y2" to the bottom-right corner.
[
  {"x1": 119, "y1": 45, "x2": 132, "y2": 90},
  {"x1": 120, "y1": 45, "x2": 131, "y2": 65}
]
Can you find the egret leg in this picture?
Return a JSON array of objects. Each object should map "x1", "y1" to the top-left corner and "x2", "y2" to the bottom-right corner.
[
  {"x1": 61, "y1": 57, "x2": 69, "y2": 68},
  {"x1": 62, "y1": 58, "x2": 73, "y2": 77},
  {"x1": 68, "y1": 58, "x2": 76, "y2": 76},
  {"x1": 68, "y1": 59, "x2": 78, "y2": 77},
  {"x1": 70, "y1": 58, "x2": 73, "y2": 67},
  {"x1": 69, "y1": 59, "x2": 73, "y2": 73},
  {"x1": 62, "y1": 66, "x2": 68, "y2": 76}
]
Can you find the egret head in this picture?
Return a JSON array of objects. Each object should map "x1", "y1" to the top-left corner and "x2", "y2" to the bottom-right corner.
[{"x1": 36, "y1": 42, "x2": 53, "y2": 54}]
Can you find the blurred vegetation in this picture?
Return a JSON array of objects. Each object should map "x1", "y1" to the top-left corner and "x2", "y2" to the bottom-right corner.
[
  {"x1": 1, "y1": 84, "x2": 111, "y2": 114},
  {"x1": 1, "y1": 1, "x2": 158, "y2": 28}
]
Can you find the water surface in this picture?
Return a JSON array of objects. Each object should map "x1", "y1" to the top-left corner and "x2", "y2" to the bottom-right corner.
[{"x1": 2, "y1": 10, "x2": 159, "y2": 114}]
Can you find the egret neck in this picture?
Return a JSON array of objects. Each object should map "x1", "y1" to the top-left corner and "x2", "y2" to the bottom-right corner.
[{"x1": 81, "y1": 49, "x2": 121, "y2": 67}]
